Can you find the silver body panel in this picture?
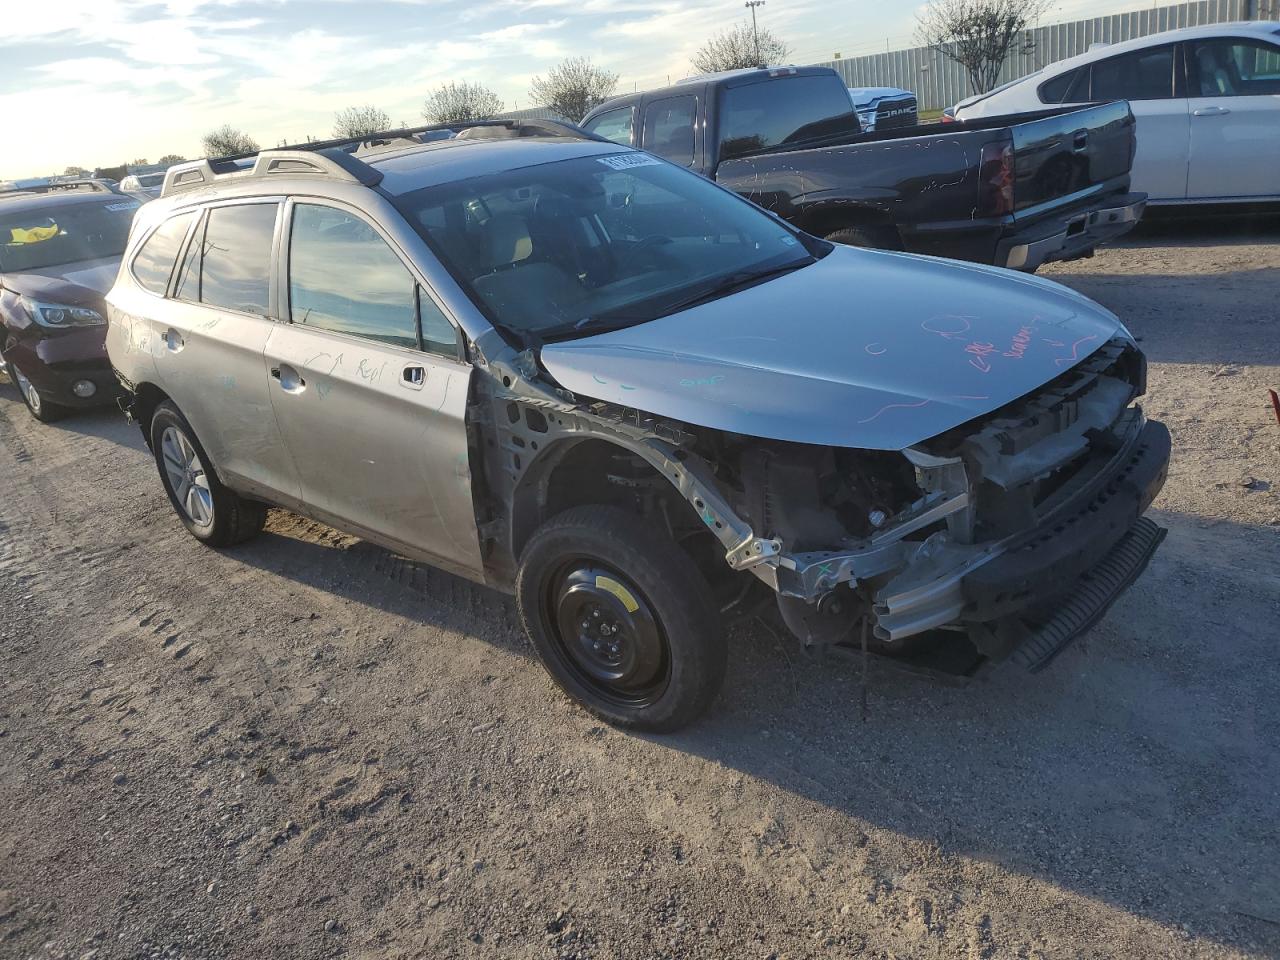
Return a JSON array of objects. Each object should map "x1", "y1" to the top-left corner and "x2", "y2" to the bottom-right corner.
[{"x1": 541, "y1": 245, "x2": 1127, "y2": 450}]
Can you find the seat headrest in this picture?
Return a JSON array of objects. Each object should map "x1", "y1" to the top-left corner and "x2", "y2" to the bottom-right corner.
[{"x1": 486, "y1": 213, "x2": 532, "y2": 267}]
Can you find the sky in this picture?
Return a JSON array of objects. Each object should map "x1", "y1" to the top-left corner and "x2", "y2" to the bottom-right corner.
[{"x1": 2, "y1": 0, "x2": 1149, "y2": 178}]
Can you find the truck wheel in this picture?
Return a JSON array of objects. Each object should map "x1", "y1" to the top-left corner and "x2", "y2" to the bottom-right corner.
[
  {"x1": 9, "y1": 361, "x2": 68, "y2": 423},
  {"x1": 516, "y1": 505, "x2": 727, "y2": 732},
  {"x1": 825, "y1": 226, "x2": 897, "y2": 250},
  {"x1": 150, "y1": 401, "x2": 266, "y2": 547}
]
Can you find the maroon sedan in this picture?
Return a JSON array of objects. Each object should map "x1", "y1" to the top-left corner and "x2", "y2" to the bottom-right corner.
[{"x1": 0, "y1": 190, "x2": 140, "y2": 421}]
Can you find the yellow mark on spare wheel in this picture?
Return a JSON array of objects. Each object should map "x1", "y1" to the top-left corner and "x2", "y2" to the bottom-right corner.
[{"x1": 595, "y1": 575, "x2": 639, "y2": 613}]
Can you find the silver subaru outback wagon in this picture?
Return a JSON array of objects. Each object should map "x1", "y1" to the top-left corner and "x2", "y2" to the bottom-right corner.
[{"x1": 107, "y1": 121, "x2": 1170, "y2": 732}]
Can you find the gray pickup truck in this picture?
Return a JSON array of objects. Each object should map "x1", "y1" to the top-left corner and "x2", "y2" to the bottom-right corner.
[{"x1": 582, "y1": 66, "x2": 1146, "y2": 271}]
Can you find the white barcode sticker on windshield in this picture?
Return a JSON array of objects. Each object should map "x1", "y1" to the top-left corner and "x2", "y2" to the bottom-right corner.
[
  {"x1": 596, "y1": 153, "x2": 663, "y2": 171},
  {"x1": 105, "y1": 201, "x2": 140, "y2": 211}
]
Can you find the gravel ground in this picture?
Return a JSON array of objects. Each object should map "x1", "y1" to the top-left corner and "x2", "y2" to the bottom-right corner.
[{"x1": 1, "y1": 218, "x2": 1278, "y2": 960}]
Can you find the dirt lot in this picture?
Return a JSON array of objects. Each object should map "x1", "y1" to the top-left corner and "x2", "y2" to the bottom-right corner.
[{"x1": 1, "y1": 218, "x2": 1278, "y2": 960}]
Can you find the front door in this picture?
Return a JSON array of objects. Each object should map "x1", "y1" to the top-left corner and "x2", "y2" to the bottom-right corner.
[
  {"x1": 263, "y1": 200, "x2": 483, "y2": 577},
  {"x1": 1185, "y1": 37, "x2": 1280, "y2": 200}
]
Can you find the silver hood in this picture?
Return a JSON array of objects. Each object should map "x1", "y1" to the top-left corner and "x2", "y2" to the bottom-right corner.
[{"x1": 540, "y1": 246, "x2": 1126, "y2": 450}]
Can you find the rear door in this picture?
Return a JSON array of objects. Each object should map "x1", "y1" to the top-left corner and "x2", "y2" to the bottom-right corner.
[
  {"x1": 1067, "y1": 42, "x2": 1190, "y2": 201},
  {"x1": 155, "y1": 199, "x2": 303, "y2": 505},
  {"x1": 263, "y1": 199, "x2": 483, "y2": 576},
  {"x1": 1185, "y1": 36, "x2": 1280, "y2": 199}
]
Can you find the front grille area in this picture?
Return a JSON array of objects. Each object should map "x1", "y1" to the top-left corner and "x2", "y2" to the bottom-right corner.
[{"x1": 875, "y1": 97, "x2": 918, "y2": 130}]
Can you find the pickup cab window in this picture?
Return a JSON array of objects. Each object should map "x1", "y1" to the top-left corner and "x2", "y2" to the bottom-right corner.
[
  {"x1": 643, "y1": 96, "x2": 697, "y2": 167},
  {"x1": 718, "y1": 76, "x2": 859, "y2": 161},
  {"x1": 583, "y1": 107, "x2": 634, "y2": 146}
]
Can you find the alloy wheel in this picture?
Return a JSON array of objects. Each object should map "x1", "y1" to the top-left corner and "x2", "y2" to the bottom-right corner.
[{"x1": 160, "y1": 426, "x2": 214, "y2": 529}]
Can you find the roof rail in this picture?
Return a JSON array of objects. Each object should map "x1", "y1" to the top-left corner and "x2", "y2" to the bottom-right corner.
[
  {"x1": 160, "y1": 118, "x2": 606, "y2": 200},
  {"x1": 0, "y1": 178, "x2": 121, "y2": 197}
]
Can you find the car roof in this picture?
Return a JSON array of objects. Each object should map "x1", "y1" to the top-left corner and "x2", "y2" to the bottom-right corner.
[
  {"x1": 1042, "y1": 20, "x2": 1279, "y2": 75},
  {"x1": 363, "y1": 136, "x2": 629, "y2": 195}
]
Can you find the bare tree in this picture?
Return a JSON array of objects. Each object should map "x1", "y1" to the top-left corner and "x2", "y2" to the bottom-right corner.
[
  {"x1": 916, "y1": 0, "x2": 1050, "y2": 95},
  {"x1": 422, "y1": 82, "x2": 505, "y2": 124},
  {"x1": 157, "y1": 154, "x2": 187, "y2": 166},
  {"x1": 202, "y1": 125, "x2": 259, "y2": 157},
  {"x1": 528, "y1": 56, "x2": 618, "y2": 123},
  {"x1": 62, "y1": 165, "x2": 90, "y2": 177},
  {"x1": 333, "y1": 105, "x2": 391, "y2": 138},
  {"x1": 692, "y1": 22, "x2": 790, "y2": 73}
]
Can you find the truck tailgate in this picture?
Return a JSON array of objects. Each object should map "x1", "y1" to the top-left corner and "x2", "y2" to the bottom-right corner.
[{"x1": 1009, "y1": 100, "x2": 1135, "y2": 218}]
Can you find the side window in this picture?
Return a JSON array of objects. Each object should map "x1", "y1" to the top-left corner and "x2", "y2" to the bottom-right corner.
[
  {"x1": 1038, "y1": 67, "x2": 1089, "y2": 104},
  {"x1": 418, "y1": 288, "x2": 458, "y2": 356},
  {"x1": 131, "y1": 212, "x2": 194, "y2": 295},
  {"x1": 643, "y1": 96, "x2": 697, "y2": 166},
  {"x1": 288, "y1": 204, "x2": 421, "y2": 351},
  {"x1": 583, "y1": 107, "x2": 634, "y2": 146},
  {"x1": 1192, "y1": 39, "x2": 1280, "y2": 96},
  {"x1": 196, "y1": 203, "x2": 277, "y2": 316},
  {"x1": 1090, "y1": 45, "x2": 1176, "y2": 101}
]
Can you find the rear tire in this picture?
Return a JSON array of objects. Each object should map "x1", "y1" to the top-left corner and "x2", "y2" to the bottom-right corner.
[
  {"x1": 150, "y1": 401, "x2": 265, "y2": 547},
  {"x1": 824, "y1": 226, "x2": 899, "y2": 250},
  {"x1": 516, "y1": 505, "x2": 726, "y2": 732},
  {"x1": 9, "y1": 361, "x2": 68, "y2": 423}
]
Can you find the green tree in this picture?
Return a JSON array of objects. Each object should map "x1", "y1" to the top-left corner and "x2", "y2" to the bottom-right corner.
[
  {"x1": 528, "y1": 57, "x2": 618, "y2": 123},
  {"x1": 201, "y1": 125, "x2": 259, "y2": 158},
  {"x1": 422, "y1": 82, "x2": 505, "y2": 124},
  {"x1": 333, "y1": 105, "x2": 391, "y2": 138},
  {"x1": 691, "y1": 22, "x2": 790, "y2": 73}
]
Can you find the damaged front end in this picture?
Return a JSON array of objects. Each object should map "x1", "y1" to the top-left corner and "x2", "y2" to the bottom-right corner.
[
  {"x1": 739, "y1": 335, "x2": 1170, "y2": 672},
  {"x1": 483, "y1": 333, "x2": 1169, "y2": 677}
]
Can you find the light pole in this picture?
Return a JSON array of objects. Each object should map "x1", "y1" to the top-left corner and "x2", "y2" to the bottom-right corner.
[{"x1": 745, "y1": 1, "x2": 766, "y2": 66}]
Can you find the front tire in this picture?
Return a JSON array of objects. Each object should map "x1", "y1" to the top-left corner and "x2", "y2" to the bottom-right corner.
[
  {"x1": 516, "y1": 506, "x2": 726, "y2": 732},
  {"x1": 150, "y1": 401, "x2": 265, "y2": 547},
  {"x1": 9, "y1": 361, "x2": 67, "y2": 423}
]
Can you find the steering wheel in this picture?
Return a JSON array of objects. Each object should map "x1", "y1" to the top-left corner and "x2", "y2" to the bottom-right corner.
[{"x1": 615, "y1": 234, "x2": 674, "y2": 273}]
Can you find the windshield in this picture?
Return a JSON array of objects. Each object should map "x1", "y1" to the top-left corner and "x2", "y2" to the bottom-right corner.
[
  {"x1": 392, "y1": 151, "x2": 826, "y2": 342},
  {"x1": 0, "y1": 199, "x2": 137, "y2": 273}
]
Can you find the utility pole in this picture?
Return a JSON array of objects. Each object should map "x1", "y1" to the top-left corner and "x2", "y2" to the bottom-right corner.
[{"x1": 745, "y1": 1, "x2": 766, "y2": 66}]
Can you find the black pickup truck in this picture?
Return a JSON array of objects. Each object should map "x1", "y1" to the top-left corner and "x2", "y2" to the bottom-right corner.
[{"x1": 581, "y1": 66, "x2": 1146, "y2": 271}]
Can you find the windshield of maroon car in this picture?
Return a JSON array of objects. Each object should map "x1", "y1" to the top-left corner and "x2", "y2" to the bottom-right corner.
[
  {"x1": 391, "y1": 152, "x2": 821, "y2": 341},
  {"x1": 0, "y1": 200, "x2": 137, "y2": 273}
]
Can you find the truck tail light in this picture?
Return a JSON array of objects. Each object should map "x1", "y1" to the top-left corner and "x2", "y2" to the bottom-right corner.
[{"x1": 978, "y1": 141, "x2": 1014, "y2": 217}]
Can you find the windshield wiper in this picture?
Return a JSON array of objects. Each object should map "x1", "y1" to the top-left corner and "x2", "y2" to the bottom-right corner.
[{"x1": 653, "y1": 258, "x2": 815, "y2": 317}]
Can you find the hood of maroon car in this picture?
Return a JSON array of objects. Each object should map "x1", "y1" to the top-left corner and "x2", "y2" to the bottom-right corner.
[{"x1": 0, "y1": 255, "x2": 120, "y2": 306}]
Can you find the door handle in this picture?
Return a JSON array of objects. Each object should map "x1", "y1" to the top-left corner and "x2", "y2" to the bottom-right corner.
[
  {"x1": 270, "y1": 364, "x2": 306, "y2": 392},
  {"x1": 1192, "y1": 106, "x2": 1231, "y2": 117},
  {"x1": 401, "y1": 365, "x2": 426, "y2": 390}
]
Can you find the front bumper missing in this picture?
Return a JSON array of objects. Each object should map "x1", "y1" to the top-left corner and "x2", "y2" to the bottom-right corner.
[{"x1": 873, "y1": 415, "x2": 1170, "y2": 642}]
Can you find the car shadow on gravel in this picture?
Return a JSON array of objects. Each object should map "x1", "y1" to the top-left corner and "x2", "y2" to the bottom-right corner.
[
  {"x1": 1118, "y1": 210, "x2": 1280, "y2": 248},
  {"x1": 220, "y1": 502, "x2": 1280, "y2": 951},
  {"x1": 644, "y1": 511, "x2": 1280, "y2": 950}
]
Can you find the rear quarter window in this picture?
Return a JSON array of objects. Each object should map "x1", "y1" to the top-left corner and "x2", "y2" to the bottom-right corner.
[
  {"x1": 131, "y1": 212, "x2": 194, "y2": 295},
  {"x1": 189, "y1": 203, "x2": 278, "y2": 316}
]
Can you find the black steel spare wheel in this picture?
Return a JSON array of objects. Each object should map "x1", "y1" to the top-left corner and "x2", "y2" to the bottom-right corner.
[
  {"x1": 516, "y1": 505, "x2": 726, "y2": 732},
  {"x1": 549, "y1": 563, "x2": 669, "y2": 706}
]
